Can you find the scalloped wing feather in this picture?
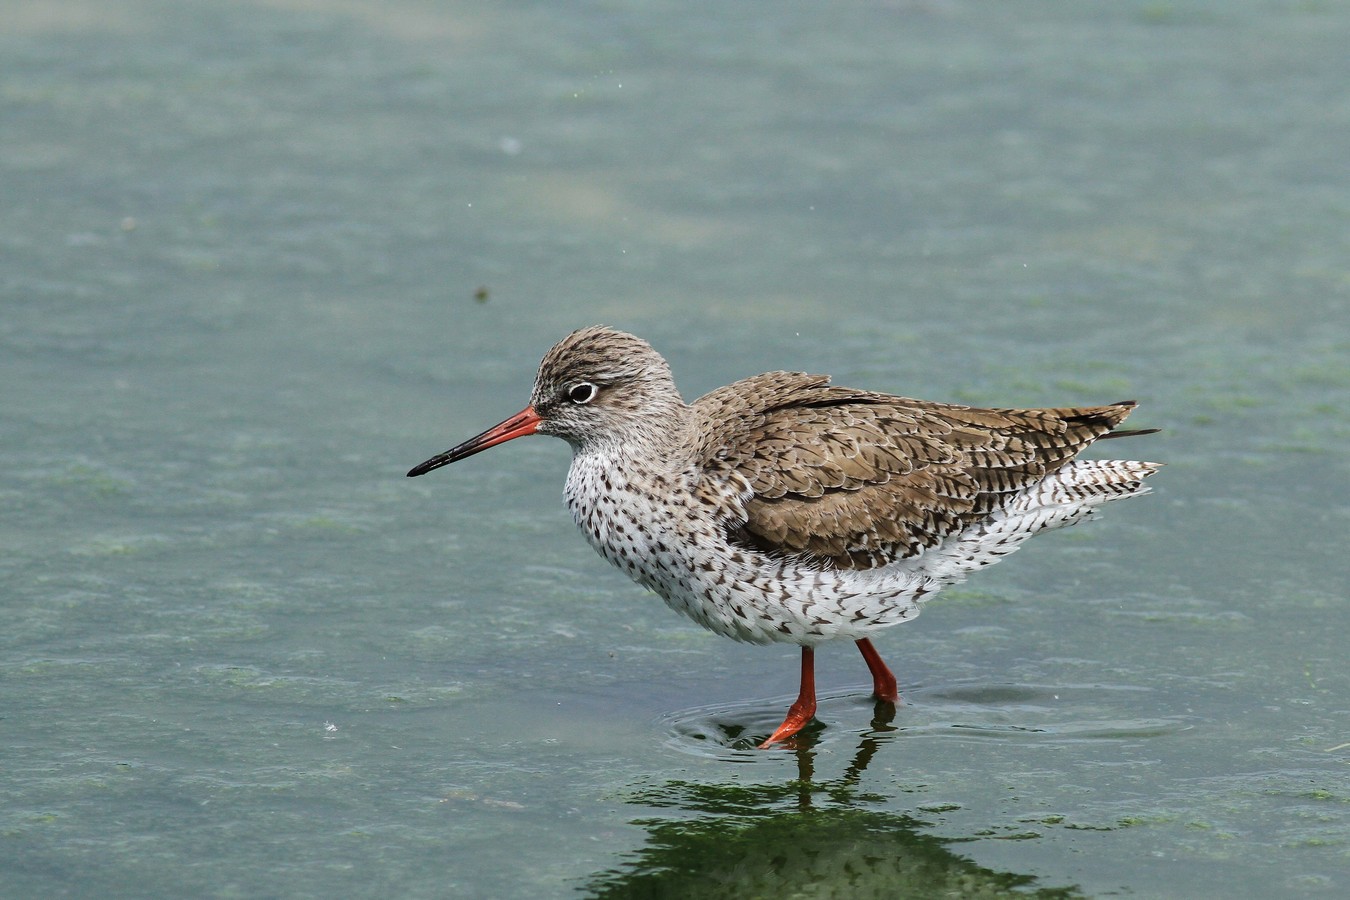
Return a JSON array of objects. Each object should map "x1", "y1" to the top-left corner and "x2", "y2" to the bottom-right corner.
[{"x1": 693, "y1": 372, "x2": 1142, "y2": 570}]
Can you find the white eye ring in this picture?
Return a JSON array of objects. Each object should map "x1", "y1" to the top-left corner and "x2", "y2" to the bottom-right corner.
[{"x1": 567, "y1": 382, "x2": 598, "y2": 404}]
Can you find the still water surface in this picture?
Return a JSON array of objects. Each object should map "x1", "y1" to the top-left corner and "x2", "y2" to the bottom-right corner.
[{"x1": 3, "y1": 1, "x2": 1347, "y2": 896}]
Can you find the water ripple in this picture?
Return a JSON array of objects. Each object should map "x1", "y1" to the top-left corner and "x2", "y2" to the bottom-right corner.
[{"x1": 660, "y1": 680, "x2": 1195, "y2": 761}]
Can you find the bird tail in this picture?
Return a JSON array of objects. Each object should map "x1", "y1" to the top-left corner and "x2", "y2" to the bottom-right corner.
[
  {"x1": 918, "y1": 458, "x2": 1161, "y2": 586},
  {"x1": 1095, "y1": 400, "x2": 1159, "y2": 440}
]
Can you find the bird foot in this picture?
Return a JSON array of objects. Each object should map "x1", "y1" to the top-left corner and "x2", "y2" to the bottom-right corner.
[{"x1": 758, "y1": 699, "x2": 817, "y2": 749}]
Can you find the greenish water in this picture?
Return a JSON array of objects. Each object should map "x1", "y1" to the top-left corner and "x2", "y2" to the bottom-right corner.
[{"x1": 3, "y1": 1, "x2": 1347, "y2": 897}]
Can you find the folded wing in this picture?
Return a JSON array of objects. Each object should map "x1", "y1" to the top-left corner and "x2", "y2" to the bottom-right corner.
[{"x1": 694, "y1": 372, "x2": 1143, "y2": 570}]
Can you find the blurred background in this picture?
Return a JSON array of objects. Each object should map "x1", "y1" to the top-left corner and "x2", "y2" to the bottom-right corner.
[{"x1": 4, "y1": 2, "x2": 1347, "y2": 896}]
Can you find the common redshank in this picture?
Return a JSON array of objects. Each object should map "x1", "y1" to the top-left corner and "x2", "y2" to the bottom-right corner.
[{"x1": 408, "y1": 326, "x2": 1160, "y2": 748}]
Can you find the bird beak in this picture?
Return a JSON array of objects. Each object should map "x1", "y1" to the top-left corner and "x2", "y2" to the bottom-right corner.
[{"x1": 406, "y1": 406, "x2": 542, "y2": 477}]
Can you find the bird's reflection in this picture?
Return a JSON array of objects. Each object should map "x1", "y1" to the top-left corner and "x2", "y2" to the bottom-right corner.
[
  {"x1": 773, "y1": 698, "x2": 897, "y2": 808},
  {"x1": 586, "y1": 702, "x2": 1083, "y2": 899}
]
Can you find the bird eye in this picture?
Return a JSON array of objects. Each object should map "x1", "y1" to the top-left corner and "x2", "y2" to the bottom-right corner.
[{"x1": 567, "y1": 382, "x2": 598, "y2": 404}]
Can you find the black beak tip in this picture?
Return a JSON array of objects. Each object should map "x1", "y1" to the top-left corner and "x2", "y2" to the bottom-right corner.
[{"x1": 406, "y1": 455, "x2": 449, "y2": 478}]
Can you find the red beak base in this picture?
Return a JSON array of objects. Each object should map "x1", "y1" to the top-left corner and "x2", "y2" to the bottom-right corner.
[{"x1": 407, "y1": 406, "x2": 542, "y2": 477}]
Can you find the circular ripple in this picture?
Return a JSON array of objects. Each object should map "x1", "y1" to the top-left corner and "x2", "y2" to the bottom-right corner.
[{"x1": 660, "y1": 680, "x2": 1195, "y2": 759}]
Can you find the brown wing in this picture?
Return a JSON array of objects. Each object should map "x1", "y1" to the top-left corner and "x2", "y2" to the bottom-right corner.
[{"x1": 694, "y1": 372, "x2": 1140, "y2": 570}]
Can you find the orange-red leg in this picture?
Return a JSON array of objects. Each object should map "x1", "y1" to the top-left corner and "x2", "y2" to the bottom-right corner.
[
  {"x1": 759, "y1": 646, "x2": 817, "y2": 748},
  {"x1": 856, "y1": 638, "x2": 898, "y2": 703}
]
